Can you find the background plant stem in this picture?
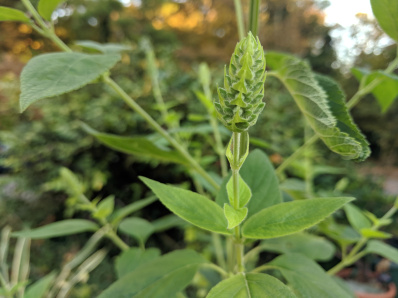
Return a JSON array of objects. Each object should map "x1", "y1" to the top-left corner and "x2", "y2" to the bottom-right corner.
[
  {"x1": 233, "y1": 0, "x2": 245, "y2": 40},
  {"x1": 249, "y1": 0, "x2": 260, "y2": 36}
]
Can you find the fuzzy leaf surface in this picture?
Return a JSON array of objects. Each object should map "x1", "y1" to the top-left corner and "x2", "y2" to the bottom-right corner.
[
  {"x1": 223, "y1": 204, "x2": 248, "y2": 229},
  {"x1": 226, "y1": 174, "x2": 252, "y2": 208},
  {"x1": 115, "y1": 248, "x2": 161, "y2": 278}
]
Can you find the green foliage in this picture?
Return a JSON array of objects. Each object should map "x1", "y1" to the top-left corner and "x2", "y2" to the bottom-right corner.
[
  {"x1": 115, "y1": 248, "x2": 161, "y2": 278},
  {"x1": 370, "y1": 0, "x2": 398, "y2": 42},
  {"x1": 223, "y1": 204, "x2": 248, "y2": 229},
  {"x1": 12, "y1": 219, "x2": 99, "y2": 239},
  {"x1": 365, "y1": 240, "x2": 398, "y2": 263},
  {"x1": 207, "y1": 273, "x2": 296, "y2": 298},
  {"x1": 92, "y1": 195, "x2": 115, "y2": 220},
  {"x1": 0, "y1": 6, "x2": 31, "y2": 23},
  {"x1": 24, "y1": 272, "x2": 56, "y2": 298},
  {"x1": 242, "y1": 197, "x2": 354, "y2": 239},
  {"x1": 226, "y1": 174, "x2": 251, "y2": 208},
  {"x1": 140, "y1": 177, "x2": 231, "y2": 235},
  {"x1": 38, "y1": 0, "x2": 65, "y2": 21},
  {"x1": 343, "y1": 203, "x2": 371, "y2": 231},
  {"x1": 110, "y1": 196, "x2": 158, "y2": 225},
  {"x1": 20, "y1": 53, "x2": 121, "y2": 111},
  {"x1": 75, "y1": 40, "x2": 132, "y2": 54},
  {"x1": 119, "y1": 217, "x2": 155, "y2": 246}
]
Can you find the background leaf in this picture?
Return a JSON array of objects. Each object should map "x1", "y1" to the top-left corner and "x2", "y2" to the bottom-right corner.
[
  {"x1": 119, "y1": 217, "x2": 155, "y2": 245},
  {"x1": 24, "y1": 272, "x2": 56, "y2": 298},
  {"x1": 20, "y1": 53, "x2": 121, "y2": 111},
  {"x1": 92, "y1": 195, "x2": 114, "y2": 220},
  {"x1": 242, "y1": 197, "x2": 353, "y2": 239},
  {"x1": 75, "y1": 40, "x2": 132, "y2": 53},
  {"x1": 115, "y1": 248, "x2": 161, "y2": 278},
  {"x1": 216, "y1": 149, "x2": 282, "y2": 218},
  {"x1": 12, "y1": 219, "x2": 98, "y2": 239},
  {"x1": 365, "y1": 240, "x2": 398, "y2": 263},
  {"x1": 141, "y1": 177, "x2": 231, "y2": 235},
  {"x1": 110, "y1": 196, "x2": 157, "y2": 225},
  {"x1": 98, "y1": 249, "x2": 206, "y2": 298},
  {"x1": 343, "y1": 203, "x2": 371, "y2": 231},
  {"x1": 0, "y1": 7, "x2": 31, "y2": 23},
  {"x1": 207, "y1": 273, "x2": 296, "y2": 298},
  {"x1": 370, "y1": 0, "x2": 398, "y2": 41},
  {"x1": 38, "y1": 0, "x2": 65, "y2": 21}
]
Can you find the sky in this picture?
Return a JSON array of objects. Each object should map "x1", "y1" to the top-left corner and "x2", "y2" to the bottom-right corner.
[{"x1": 324, "y1": 0, "x2": 374, "y2": 27}]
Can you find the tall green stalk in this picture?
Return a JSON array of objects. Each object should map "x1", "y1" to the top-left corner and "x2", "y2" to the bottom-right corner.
[
  {"x1": 249, "y1": 0, "x2": 260, "y2": 35},
  {"x1": 233, "y1": 0, "x2": 245, "y2": 40}
]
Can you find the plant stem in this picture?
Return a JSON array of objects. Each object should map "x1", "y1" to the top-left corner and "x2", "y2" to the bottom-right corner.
[
  {"x1": 250, "y1": 264, "x2": 279, "y2": 274},
  {"x1": 106, "y1": 228, "x2": 129, "y2": 251},
  {"x1": 201, "y1": 263, "x2": 229, "y2": 278},
  {"x1": 233, "y1": 0, "x2": 245, "y2": 40},
  {"x1": 249, "y1": 0, "x2": 260, "y2": 36}
]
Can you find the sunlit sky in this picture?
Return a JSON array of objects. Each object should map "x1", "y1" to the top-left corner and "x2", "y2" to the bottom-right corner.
[{"x1": 324, "y1": 0, "x2": 374, "y2": 27}]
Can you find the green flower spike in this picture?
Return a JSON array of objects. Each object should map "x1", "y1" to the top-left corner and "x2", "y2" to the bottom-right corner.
[{"x1": 214, "y1": 32, "x2": 266, "y2": 132}]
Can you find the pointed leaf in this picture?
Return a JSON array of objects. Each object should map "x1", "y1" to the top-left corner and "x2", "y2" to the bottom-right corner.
[
  {"x1": 360, "y1": 228, "x2": 391, "y2": 239},
  {"x1": 25, "y1": 272, "x2": 56, "y2": 298},
  {"x1": 82, "y1": 124, "x2": 188, "y2": 165},
  {"x1": 370, "y1": 0, "x2": 398, "y2": 41},
  {"x1": 270, "y1": 254, "x2": 351, "y2": 298},
  {"x1": 0, "y1": 7, "x2": 31, "y2": 23},
  {"x1": 267, "y1": 52, "x2": 369, "y2": 161},
  {"x1": 365, "y1": 240, "x2": 398, "y2": 263},
  {"x1": 98, "y1": 249, "x2": 206, "y2": 298},
  {"x1": 140, "y1": 177, "x2": 231, "y2": 235},
  {"x1": 207, "y1": 273, "x2": 296, "y2": 298},
  {"x1": 344, "y1": 203, "x2": 371, "y2": 232},
  {"x1": 242, "y1": 197, "x2": 354, "y2": 239},
  {"x1": 115, "y1": 248, "x2": 161, "y2": 278},
  {"x1": 110, "y1": 196, "x2": 157, "y2": 225},
  {"x1": 12, "y1": 219, "x2": 98, "y2": 239},
  {"x1": 226, "y1": 174, "x2": 252, "y2": 208},
  {"x1": 38, "y1": 0, "x2": 65, "y2": 20},
  {"x1": 75, "y1": 40, "x2": 132, "y2": 54},
  {"x1": 223, "y1": 204, "x2": 248, "y2": 229},
  {"x1": 92, "y1": 195, "x2": 114, "y2": 220},
  {"x1": 20, "y1": 53, "x2": 121, "y2": 111},
  {"x1": 119, "y1": 217, "x2": 155, "y2": 245}
]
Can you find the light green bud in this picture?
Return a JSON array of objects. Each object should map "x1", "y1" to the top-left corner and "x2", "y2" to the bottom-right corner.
[{"x1": 214, "y1": 32, "x2": 266, "y2": 132}]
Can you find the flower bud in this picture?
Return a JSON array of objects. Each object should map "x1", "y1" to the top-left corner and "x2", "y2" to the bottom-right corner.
[{"x1": 214, "y1": 32, "x2": 266, "y2": 132}]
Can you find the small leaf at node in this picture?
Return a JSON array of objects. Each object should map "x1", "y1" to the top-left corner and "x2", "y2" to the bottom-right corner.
[{"x1": 223, "y1": 204, "x2": 248, "y2": 229}]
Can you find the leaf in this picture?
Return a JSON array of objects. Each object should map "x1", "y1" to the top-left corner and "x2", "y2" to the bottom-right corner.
[
  {"x1": 226, "y1": 174, "x2": 252, "y2": 208},
  {"x1": 207, "y1": 273, "x2": 296, "y2": 298},
  {"x1": 25, "y1": 272, "x2": 56, "y2": 298},
  {"x1": 152, "y1": 214, "x2": 186, "y2": 232},
  {"x1": 223, "y1": 204, "x2": 248, "y2": 229},
  {"x1": 38, "y1": 0, "x2": 65, "y2": 20},
  {"x1": 110, "y1": 196, "x2": 157, "y2": 225},
  {"x1": 319, "y1": 219, "x2": 360, "y2": 245},
  {"x1": 260, "y1": 232, "x2": 336, "y2": 261},
  {"x1": 82, "y1": 123, "x2": 188, "y2": 165},
  {"x1": 92, "y1": 195, "x2": 115, "y2": 220},
  {"x1": 0, "y1": 7, "x2": 31, "y2": 23},
  {"x1": 75, "y1": 40, "x2": 132, "y2": 54},
  {"x1": 344, "y1": 203, "x2": 371, "y2": 232},
  {"x1": 216, "y1": 149, "x2": 282, "y2": 218},
  {"x1": 370, "y1": 0, "x2": 398, "y2": 41},
  {"x1": 115, "y1": 248, "x2": 161, "y2": 278},
  {"x1": 270, "y1": 254, "x2": 352, "y2": 298},
  {"x1": 20, "y1": 52, "x2": 121, "y2": 112},
  {"x1": 352, "y1": 68, "x2": 398, "y2": 113},
  {"x1": 267, "y1": 52, "x2": 369, "y2": 161},
  {"x1": 119, "y1": 217, "x2": 155, "y2": 245},
  {"x1": 98, "y1": 249, "x2": 206, "y2": 298},
  {"x1": 360, "y1": 229, "x2": 392, "y2": 239},
  {"x1": 242, "y1": 197, "x2": 354, "y2": 239},
  {"x1": 365, "y1": 240, "x2": 398, "y2": 263},
  {"x1": 140, "y1": 177, "x2": 231, "y2": 235},
  {"x1": 12, "y1": 219, "x2": 98, "y2": 239}
]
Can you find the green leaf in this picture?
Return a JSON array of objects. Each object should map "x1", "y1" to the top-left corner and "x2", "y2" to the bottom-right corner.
[
  {"x1": 267, "y1": 52, "x2": 369, "y2": 161},
  {"x1": 194, "y1": 90, "x2": 214, "y2": 112},
  {"x1": 115, "y1": 248, "x2": 161, "y2": 278},
  {"x1": 352, "y1": 68, "x2": 398, "y2": 113},
  {"x1": 110, "y1": 196, "x2": 157, "y2": 225},
  {"x1": 270, "y1": 254, "x2": 352, "y2": 298},
  {"x1": 0, "y1": 7, "x2": 31, "y2": 23},
  {"x1": 119, "y1": 217, "x2": 155, "y2": 245},
  {"x1": 82, "y1": 123, "x2": 188, "y2": 165},
  {"x1": 319, "y1": 219, "x2": 360, "y2": 245},
  {"x1": 152, "y1": 214, "x2": 186, "y2": 232},
  {"x1": 223, "y1": 204, "x2": 248, "y2": 229},
  {"x1": 12, "y1": 219, "x2": 98, "y2": 239},
  {"x1": 226, "y1": 132, "x2": 249, "y2": 169},
  {"x1": 260, "y1": 232, "x2": 335, "y2": 261},
  {"x1": 370, "y1": 0, "x2": 398, "y2": 41},
  {"x1": 20, "y1": 52, "x2": 121, "y2": 112},
  {"x1": 217, "y1": 149, "x2": 282, "y2": 218},
  {"x1": 344, "y1": 203, "x2": 371, "y2": 232},
  {"x1": 226, "y1": 174, "x2": 252, "y2": 208},
  {"x1": 207, "y1": 273, "x2": 296, "y2": 298},
  {"x1": 75, "y1": 40, "x2": 132, "y2": 53},
  {"x1": 140, "y1": 177, "x2": 231, "y2": 235},
  {"x1": 25, "y1": 272, "x2": 56, "y2": 298},
  {"x1": 92, "y1": 195, "x2": 114, "y2": 220},
  {"x1": 365, "y1": 240, "x2": 398, "y2": 263},
  {"x1": 98, "y1": 249, "x2": 206, "y2": 298},
  {"x1": 38, "y1": 0, "x2": 65, "y2": 20},
  {"x1": 242, "y1": 197, "x2": 354, "y2": 239},
  {"x1": 360, "y1": 228, "x2": 392, "y2": 239}
]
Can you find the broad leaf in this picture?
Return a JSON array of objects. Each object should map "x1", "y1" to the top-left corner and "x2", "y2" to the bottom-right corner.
[
  {"x1": 207, "y1": 273, "x2": 296, "y2": 298},
  {"x1": 226, "y1": 174, "x2": 252, "y2": 208},
  {"x1": 267, "y1": 52, "x2": 369, "y2": 161},
  {"x1": 223, "y1": 204, "x2": 248, "y2": 229},
  {"x1": 83, "y1": 124, "x2": 188, "y2": 165},
  {"x1": 76, "y1": 40, "x2": 132, "y2": 54},
  {"x1": 0, "y1": 7, "x2": 31, "y2": 23},
  {"x1": 370, "y1": 0, "x2": 398, "y2": 41},
  {"x1": 270, "y1": 254, "x2": 351, "y2": 298},
  {"x1": 216, "y1": 150, "x2": 282, "y2": 218},
  {"x1": 140, "y1": 177, "x2": 231, "y2": 235},
  {"x1": 98, "y1": 249, "x2": 206, "y2": 298},
  {"x1": 344, "y1": 203, "x2": 371, "y2": 232},
  {"x1": 352, "y1": 68, "x2": 398, "y2": 113},
  {"x1": 25, "y1": 272, "x2": 56, "y2": 298},
  {"x1": 110, "y1": 196, "x2": 157, "y2": 225},
  {"x1": 20, "y1": 53, "x2": 120, "y2": 111},
  {"x1": 260, "y1": 232, "x2": 335, "y2": 261},
  {"x1": 115, "y1": 248, "x2": 161, "y2": 278},
  {"x1": 119, "y1": 217, "x2": 155, "y2": 245},
  {"x1": 242, "y1": 197, "x2": 353, "y2": 239},
  {"x1": 365, "y1": 240, "x2": 398, "y2": 263},
  {"x1": 38, "y1": 0, "x2": 65, "y2": 20},
  {"x1": 12, "y1": 219, "x2": 98, "y2": 239}
]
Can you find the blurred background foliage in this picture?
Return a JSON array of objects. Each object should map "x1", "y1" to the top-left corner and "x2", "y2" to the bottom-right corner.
[{"x1": 1, "y1": 0, "x2": 398, "y2": 296}]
